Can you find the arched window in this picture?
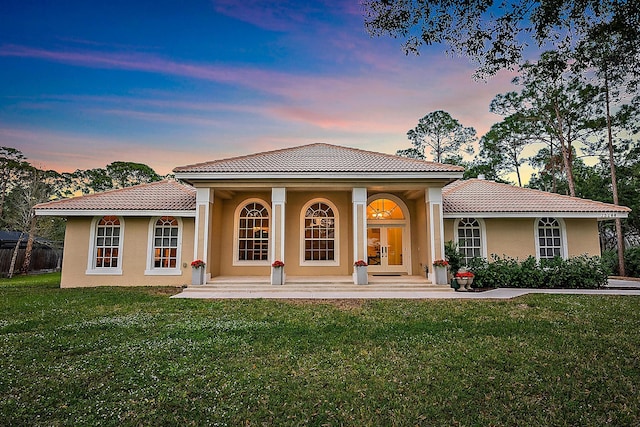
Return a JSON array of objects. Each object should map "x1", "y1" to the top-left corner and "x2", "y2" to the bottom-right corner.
[
  {"x1": 153, "y1": 216, "x2": 179, "y2": 268},
  {"x1": 457, "y1": 218, "x2": 483, "y2": 264},
  {"x1": 537, "y1": 217, "x2": 564, "y2": 259},
  {"x1": 95, "y1": 216, "x2": 121, "y2": 268},
  {"x1": 302, "y1": 200, "x2": 337, "y2": 263},
  {"x1": 146, "y1": 216, "x2": 183, "y2": 275},
  {"x1": 87, "y1": 215, "x2": 124, "y2": 274},
  {"x1": 236, "y1": 201, "x2": 270, "y2": 262}
]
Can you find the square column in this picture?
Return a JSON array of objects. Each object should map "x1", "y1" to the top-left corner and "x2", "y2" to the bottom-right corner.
[
  {"x1": 352, "y1": 188, "x2": 368, "y2": 284},
  {"x1": 271, "y1": 188, "x2": 286, "y2": 285},
  {"x1": 271, "y1": 188, "x2": 286, "y2": 262},
  {"x1": 352, "y1": 188, "x2": 368, "y2": 262},
  {"x1": 194, "y1": 187, "x2": 214, "y2": 283},
  {"x1": 425, "y1": 187, "x2": 445, "y2": 283}
]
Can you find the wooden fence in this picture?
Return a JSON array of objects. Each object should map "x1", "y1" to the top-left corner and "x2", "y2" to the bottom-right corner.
[{"x1": 0, "y1": 248, "x2": 63, "y2": 275}]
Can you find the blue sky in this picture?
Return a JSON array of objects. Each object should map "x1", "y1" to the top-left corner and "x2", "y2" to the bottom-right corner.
[{"x1": 0, "y1": 0, "x2": 517, "y2": 175}]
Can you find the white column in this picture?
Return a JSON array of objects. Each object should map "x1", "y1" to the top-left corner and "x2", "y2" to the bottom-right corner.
[
  {"x1": 352, "y1": 188, "x2": 368, "y2": 284},
  {"x1": 352, "y1": 188, "x2": 368, "y2": 262},
  {"x1": 194, "y1": 187, "x2": 214, "y2": 282},
  {"x1": 426, "y1": 187, "x2": 445, "y2": 283},
  {"x1": 271, "y1": 188, "x2": 286, "y2": 263}
]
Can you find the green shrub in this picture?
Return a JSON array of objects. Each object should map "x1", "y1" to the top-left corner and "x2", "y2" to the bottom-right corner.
[
  {"x1": 467, "y1": 254, "x2": 608, "y2": 289},
  {"x1": 601, "y1": 247, "x2": 640, "y2": 278}
]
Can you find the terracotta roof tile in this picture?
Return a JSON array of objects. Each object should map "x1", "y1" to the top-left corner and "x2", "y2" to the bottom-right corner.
[
  {"x1": 173, "y1": 143, "x2": 464, "y2": 174},
  {"x1": 34, "y1": 180, "x2": 196, "y2": 212},
  {"x1": 443, "y1": 179, "x2": 631, "y2": 215}
]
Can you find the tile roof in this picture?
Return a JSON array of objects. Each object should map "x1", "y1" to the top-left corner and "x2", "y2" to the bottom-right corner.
[
  {"x1": 443, "y1": 179, "x2": 631, "y2": 216},
  {"x1": 173, "y1": 143, "x2": 464, "y2": 174},
  {"x1": 34, "y1": 180, "x2": 196, "y2": 212}
]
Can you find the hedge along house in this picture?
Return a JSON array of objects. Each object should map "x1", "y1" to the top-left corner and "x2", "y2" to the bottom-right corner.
[{"x1": 34, "y1": 143, "x2": 630, "y2": 288}]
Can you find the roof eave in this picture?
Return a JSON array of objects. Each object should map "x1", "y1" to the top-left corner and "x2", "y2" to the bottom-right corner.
[
  {"x1": 34, "y1": 209, "x2": 196, "y2": 217},
  {"x1": 174, "y1": 171, "x2": 464, "y2": 181},
  {"x1": 443, "y1": 211, "x2": 629, "y2": 219}
]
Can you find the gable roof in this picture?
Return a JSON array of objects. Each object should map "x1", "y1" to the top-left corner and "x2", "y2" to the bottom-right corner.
[
  {"x1": 173, "y1": 143, "x2": 464, "y2": 180},
  {"x1": 34, "y1": 180, "x2": 196, "y2": 217},
  {"x1": 443, "y1": 178, "x2": 630, "y2": 219}
]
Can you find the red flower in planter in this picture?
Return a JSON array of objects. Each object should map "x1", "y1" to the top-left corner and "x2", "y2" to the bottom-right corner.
[
  {"x1": 455, "y1": 271, "x2": 475, "y2": 278},
  {"x1": 272, "y1": 260, "x2": 285, "y2": 268},
  {"x1": 354, "y1": 260, "x2": 368, "y2": 267},
  {"x1": 433, "y1": 259, "x2": 449, "y2": 267},
  {"x1": 191, "y1": 260, "x2": 206, "y2": 268}
]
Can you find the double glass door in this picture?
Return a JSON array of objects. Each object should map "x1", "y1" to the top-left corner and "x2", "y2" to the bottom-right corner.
[{"x1": 367, "y1": 226, "x2": 405, "y2": 273}]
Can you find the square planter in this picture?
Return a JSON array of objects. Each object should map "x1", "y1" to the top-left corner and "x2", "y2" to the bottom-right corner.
[
  {"x1": 271, "y1": 267, "x2": 285, "y2": 285},
  {"x1": 434, "y1": 266, "x2": 448, "y2": 285},
  {"x1": 353, "y1": 266, "x2": 368, "y2": 285},
  {"x1": 191, "y1": 267, "x2": 204, "y2": 285}
]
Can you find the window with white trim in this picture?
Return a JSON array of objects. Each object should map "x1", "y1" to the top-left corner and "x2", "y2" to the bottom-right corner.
[
  {"x1": 153, "y1": 216, "x2": 179, "y2": 269},
  {"x1": 303, "y1": 201, "x2": 336, "y2": 262},
  {"x1": 538, "y1": 217, "x2": 563, "y2": 259},
  {"x1": 237, "y1": 201, "x2": 269, "y2": 262},
  {"x1": 457, "y1": 218, "x2": 482, "y2": 264},
  {"x1": 94, "y1": 216, "x2": 121, "y2": 269}
]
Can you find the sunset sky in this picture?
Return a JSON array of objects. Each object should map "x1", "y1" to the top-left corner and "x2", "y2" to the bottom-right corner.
[{"x1": 0, "y1": 0, "x2": 521, "y2": 175}]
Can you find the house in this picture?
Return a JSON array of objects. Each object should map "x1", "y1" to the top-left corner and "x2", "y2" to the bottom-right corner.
[{"x1": 34, "y1": 143, "x2": 630, "y2": 288}]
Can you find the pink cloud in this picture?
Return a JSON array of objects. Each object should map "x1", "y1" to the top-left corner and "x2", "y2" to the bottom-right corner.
[{"x1": 0, "y1": 44, "x2": 292, "y2": 92}]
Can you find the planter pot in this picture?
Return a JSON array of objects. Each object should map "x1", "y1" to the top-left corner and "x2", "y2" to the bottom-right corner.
[
  {"x1": 451, "y1": 278, "x2": 460, "y2": 290},
  {"x1": 456, "y1": 277, "x2": 469, "y2": 286},
  {"x1": 191, "y1": 267, "x2": 204, "y2": 285},
  {"x1": 353, "y1": 266, "x2": 368, "y2": 285},
  {"x1": 466, "y1": 276, "x2": 474, "y2": 290},
  {"x1": 434, "y1": 266, "x2": 448, "y2": 285},
  {"x1": 271, "y1": 267, "x2": 285, "y2": 285}
]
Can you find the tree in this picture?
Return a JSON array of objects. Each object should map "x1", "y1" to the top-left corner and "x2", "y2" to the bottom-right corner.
[
  {"x1": 362, "y1": 0, "x2": 640, "y2": 79},
  {"x1": 4, "y1": 166, "x2": 51, "y2": 277},
  {"x1": 573, "y1": 30, "x2": 640, "y2": 276},
  {"x1": 490, "y1": 52, "x2": 601, "y2": 196},
  {"x1": 70, "y1": 162, "x2": 162, "y2": 195},
  {"x1": 0, "y1": 147, "x2": 29, "y2": 226},
  {"x1": 478, "y1": 115, "x2": 531, "y2": 186},
  {"x1": 398, "y1": 110, "x2": 476, "y2": 163},
  {"x1": 106, "y1": 161, "x2": 162, "y2": 189}
]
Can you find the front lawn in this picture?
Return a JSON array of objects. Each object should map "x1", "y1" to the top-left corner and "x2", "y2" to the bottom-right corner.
[{"x1": 1, "y1": 273, "x2": 639, "y2": 426}]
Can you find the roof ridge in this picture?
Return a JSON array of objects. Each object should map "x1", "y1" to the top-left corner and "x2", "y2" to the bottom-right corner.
[
  {"x1": 173, "y1": 142, "x2": 464, "y2": 173},
  {"x1": 173, "y1": 143, "x2": 326, "y2": 172}
]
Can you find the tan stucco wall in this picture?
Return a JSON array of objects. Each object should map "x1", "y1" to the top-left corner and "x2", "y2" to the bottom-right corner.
[
  {"x1": 565, "y1": 218, "x2": 601, "y2": 257},
  {"x1": 217, "y1": 192, "x2": 272, "y2": 276},
  {"x1": 59, "y1": 216, "x2": 195, "y2": 288},
  {"x1": 414, "y1": 192, "x2": 431, "y2": 276},
  {"x1": 444, "y1": 217, "x2": 602, "y2": 260}
]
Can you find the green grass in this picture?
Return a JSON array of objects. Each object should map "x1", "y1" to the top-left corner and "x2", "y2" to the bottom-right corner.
[{"x1": 1, "y1": 273, "x2": 639, "y2": 426}]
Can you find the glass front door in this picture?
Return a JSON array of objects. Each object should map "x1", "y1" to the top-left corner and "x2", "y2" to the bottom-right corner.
[{"x1": 367, "y1": 226, "x2": 405, "y2": 273}]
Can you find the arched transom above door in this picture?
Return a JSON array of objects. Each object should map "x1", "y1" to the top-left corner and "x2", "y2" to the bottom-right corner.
[{"x1": 366, "y1": 198, "x2": 405, "y2": 220}]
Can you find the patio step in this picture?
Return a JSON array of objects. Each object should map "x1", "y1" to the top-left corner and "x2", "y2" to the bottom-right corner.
[{"x1": 180, "y1": 275, "x2": 453, "y2": 295}]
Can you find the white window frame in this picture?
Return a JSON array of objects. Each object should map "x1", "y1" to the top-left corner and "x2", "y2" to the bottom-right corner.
[
  {"x1": 454, "y1": 218, "x2": 487, "y2": 265},
  {"x1": 86, "y1": 215, "x2": 124, "y2": 275},
  {"x1": 535, "y1": 217, "x2": 568, "y2": 260},
  {"x1": 300, "y1": 198, "x2": 340, "y2": 266},
  {"x1": 233, "y1": 198, "x2": 271, "y2": 266},
  {"x1": 145, "y1": 216, "x2": 183, "y2": 276}
]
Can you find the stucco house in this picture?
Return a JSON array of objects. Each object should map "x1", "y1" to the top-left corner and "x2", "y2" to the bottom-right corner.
[{"x1": 34, "y1": 143, "x2": 630, "y2": 288}]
